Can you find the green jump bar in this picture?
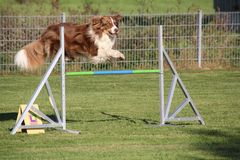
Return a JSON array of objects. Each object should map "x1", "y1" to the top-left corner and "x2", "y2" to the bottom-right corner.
[{"x1": 66, "y1": 70, "x2": 160, "y2": 76}]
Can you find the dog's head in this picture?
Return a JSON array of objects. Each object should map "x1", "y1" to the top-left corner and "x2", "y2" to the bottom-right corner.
[{"x1": 91, "y1": 15, "x2": 123, "y2": 37}]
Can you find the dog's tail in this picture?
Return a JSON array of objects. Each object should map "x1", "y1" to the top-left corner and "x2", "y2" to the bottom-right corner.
[{"x1": 15, "y1": 40, "x2": 47, "y2": 71}]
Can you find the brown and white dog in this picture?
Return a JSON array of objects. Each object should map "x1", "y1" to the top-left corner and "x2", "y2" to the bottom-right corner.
[{"x1": 14, "y1": 15, "x2": 125, "y2": 71}]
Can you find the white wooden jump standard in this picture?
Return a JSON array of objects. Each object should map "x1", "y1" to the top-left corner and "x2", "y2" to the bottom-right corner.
[
  {"x1": 158, "y1": 26, "x2": 205, "y2": 125},
  {"x1": 10, "y1": 15, "x2": 204, "y2": 135},
  {"x1": 11, "y1": 13, "x2": 79, "y2": 135}
]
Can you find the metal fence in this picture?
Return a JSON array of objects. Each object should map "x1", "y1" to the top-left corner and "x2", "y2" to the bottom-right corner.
[{"x1": 0, "y1": 11, "x2": 240, "y2": 74}]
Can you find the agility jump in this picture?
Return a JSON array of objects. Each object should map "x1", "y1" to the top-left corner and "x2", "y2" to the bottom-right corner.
[{"x1": 11, "y1": 13, "x2": 204, "y2": 135}]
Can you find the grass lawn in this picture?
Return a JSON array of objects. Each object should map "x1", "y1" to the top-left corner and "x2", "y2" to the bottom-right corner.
[
  {"x1": 0, "y1": 0, "x2": 214, "y2": 15},
  {"x1": 0, "y1": 70, "x2": 239, "y2": 159}
]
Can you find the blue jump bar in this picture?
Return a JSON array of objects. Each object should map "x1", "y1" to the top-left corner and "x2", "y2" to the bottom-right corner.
[
  {"x1": 66, "y1": 70, "x2": 160, "y2": 76},
  {"x1": 66, "y1": 69, "x2": 159, "y2": 76},
  {"x1": 94, "y1": 70, "x2": 134, "y2": 75}
]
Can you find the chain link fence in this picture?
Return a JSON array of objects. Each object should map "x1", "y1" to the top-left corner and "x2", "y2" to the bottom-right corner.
[{"x1": 0, "y1": 11, "x2": 240, "y2": 74}]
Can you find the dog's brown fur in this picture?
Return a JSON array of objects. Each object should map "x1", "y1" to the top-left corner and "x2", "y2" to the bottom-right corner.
[{"x1": 15, "y1": 15, "x2": 123, "y2": 70}]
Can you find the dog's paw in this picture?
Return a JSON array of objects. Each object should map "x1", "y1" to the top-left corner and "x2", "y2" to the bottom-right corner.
[
  {"x1": 110, "y1": 50, "x2": 125, "y2": 61},
  {"x1": 117, "y1": 52, "x2": 125, "y2": 60}
]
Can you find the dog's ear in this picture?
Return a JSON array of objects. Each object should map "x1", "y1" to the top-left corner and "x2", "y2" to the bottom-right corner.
[
  {"x1": 100, "y1": 16, "x2": 109, "y2": 25},
  {"x1": 112, "y1": 14, "x2": 123, "y2": 22},
  {"x1": 91, "y1": 16, "x2": 101, "y2": 26}
]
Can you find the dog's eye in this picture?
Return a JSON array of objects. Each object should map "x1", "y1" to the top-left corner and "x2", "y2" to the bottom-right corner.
[{"x1": 115, "y1": 22, "x2": 119, "y2": 27}]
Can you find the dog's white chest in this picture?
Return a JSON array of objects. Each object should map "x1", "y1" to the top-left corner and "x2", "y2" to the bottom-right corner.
[{"x1": 95, "y1": 34, "x2": 116, "y2": 50}]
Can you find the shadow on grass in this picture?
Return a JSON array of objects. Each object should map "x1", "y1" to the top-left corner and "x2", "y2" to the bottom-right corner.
[
  {"x1": 187, "y1": 128, "x2": 240, "y2": 159},
  {"x1": 0, "y1": 112, "x2": 17, "y2": 121},
  {"x1": 67, "y1": 112, "x2": 159, "y2": 125},
  {"x1": 102, "y1": 112, "x2": 161, "y2": 125},
  {"x1": 67, "y1": 112, "x2": 200, "y2": 126}
]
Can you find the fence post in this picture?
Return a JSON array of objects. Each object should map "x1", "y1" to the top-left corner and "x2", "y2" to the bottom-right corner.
[{"x1": 197, "y1": 10, "x2": 202, "y2": 68}]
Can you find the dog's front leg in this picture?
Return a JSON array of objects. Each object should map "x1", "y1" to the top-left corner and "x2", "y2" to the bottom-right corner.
[
  {"x1": 90, "y1": 49, "x2": 125, "y2": 64},
  {"x1": 106, "y1": 49, "x2": 125, "y2": 61},
  {"x1": 89, "y1": 48, "x2": 110, "y2": 64}
]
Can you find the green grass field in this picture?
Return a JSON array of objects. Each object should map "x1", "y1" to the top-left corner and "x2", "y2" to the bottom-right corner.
[
  {"x1": 0, "y1": 70, "x2": 239, "y2": 159},
  {"x1": 0, "y1": 0, "x2": 214, "y2": 15}
]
